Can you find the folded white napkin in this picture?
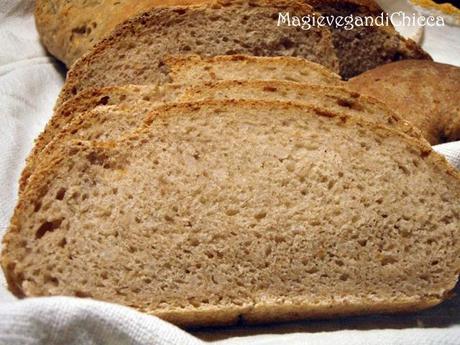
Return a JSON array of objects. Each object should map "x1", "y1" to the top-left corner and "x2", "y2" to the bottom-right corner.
[
  {"x1": 0, "y1": 0, "x2": 459, "y2": 344},
  {"x1": 1, "y1": 297, "x2": 460, "y2": 345}
]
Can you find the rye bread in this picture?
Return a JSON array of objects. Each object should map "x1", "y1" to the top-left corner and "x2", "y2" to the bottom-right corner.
[
  {"x1": 348, "y1": 60, "x2": 460, "y2": 145},
  {"x1": 56, "y1": 0, "x2": 339, "y2": 105},
  {"x1": 3, "y1": 100, "x2": 459, "y2": 327},
  {"x1": 20, "y1": 80, "x2": 421, "y2": 192}
]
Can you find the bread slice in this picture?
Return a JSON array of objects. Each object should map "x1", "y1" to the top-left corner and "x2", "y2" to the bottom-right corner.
[
  {"x1": 3, "y1": 100, "x2": 459, "y2": 327},
  {"x1": 165, "y1": 55, "x2": 342, "y2": 85},
  {"x1": 306, "y1": 0, "x2": 431, "y2": 78},
  {"x1": 348, "y1": 60, "x2": 460, "y2": 145},
  {"x1": 35, "y1": 0, "x2": 429, "y2": 76},
  {"x1": 49, "y1": 54, "x2": 342, "y2": 154},
  {"x1": 28, "y1": 53, "x2": 342, "y2": 191},
  {"x1": 178, "y1": 80, "x2": 420, "y2": 138},
  {"x1": 20, "y1": 80, "x2": 421, "y2": 192},
  {"x1": 56, "y1": 0, "x2": 339, "y2": 105},
  {"x1": 34, "y1": 0, "x2": 207, "y2": 67}
]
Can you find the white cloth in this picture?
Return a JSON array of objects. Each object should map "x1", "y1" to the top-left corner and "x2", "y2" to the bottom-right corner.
[{"x1": 0, "y1": 0, "x2": 459, "y2": 344}]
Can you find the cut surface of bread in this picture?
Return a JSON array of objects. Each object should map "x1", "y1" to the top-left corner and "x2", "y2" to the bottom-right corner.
[
  {"x1": 3, "y1": 100, "x2": 459, "y2": 327},
  {"x1": 57, "y1": 0, "x2": 339, "y2": 105},
  {"x1": 34, "y1": 0, "x2": 207, "y2": 67},
  {"x1": 307, "y1": 0, "x2": 431, "y2": 78},
  {"x1": 28, "y1": 53, "x2": 343, "y2": 191},
  {"x1": 35, "y1": 0, "x2": 429, "y2": 77},
  {"x1": 348, "y1": 60, "x2": 460, "y2": 145},
  {"x1": 21, "y1": 80, "x2": 421, "y2": 192},
  {"x1": 165, "y1": 55, "x2": 342, "y2": 85},
  {"x1": 50, "y1": 54, "x2": 342, "y2": 151}
]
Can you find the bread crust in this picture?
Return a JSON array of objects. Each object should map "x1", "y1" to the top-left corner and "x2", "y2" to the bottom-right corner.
[
  {"x1": 3, "y1": 100, "x2": 459, "y2": 328},
  {"x1": 348, "y1": 60, "x2": 460, "y2": 145}
]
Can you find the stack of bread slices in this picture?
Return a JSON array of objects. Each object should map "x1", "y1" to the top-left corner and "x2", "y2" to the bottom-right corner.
[{"x1": 2, "y1": 0, "x2": 459, "y2": 328}]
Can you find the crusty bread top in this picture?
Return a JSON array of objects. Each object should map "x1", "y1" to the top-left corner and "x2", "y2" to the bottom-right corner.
[
  {"x1": 56, "y1": 1, "x2": 339, "y2": 105},
  {"x1": 348, "y1": 60, "x2": 460, "y2": 145},
  {"x1": 3, "y1": 99, "x2": 459, "y2": 327}
]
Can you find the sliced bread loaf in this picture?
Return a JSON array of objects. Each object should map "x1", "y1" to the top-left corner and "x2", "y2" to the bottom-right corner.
[
  {"x1": 56, "y1": 0, "x2": 340, "y2": 105},
  {"x1": 35, "y1": 0, "x2": 429, "y2": 77},
  {"x1": 348, "y1": 60, "x2": 460, "y2": 145},
  {"x1": 21, "y1": 80, "x2": 421, "y2": 192},
  {"x1": 34, "y1": 0, "x2": 207, "y2": 67},
  {"x1": 3, "y1": 100, "x2": 459, "y2": 327}
]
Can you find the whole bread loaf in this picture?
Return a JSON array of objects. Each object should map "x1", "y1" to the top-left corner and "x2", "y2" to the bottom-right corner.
[
  {"x1": 3, "y1": 100, "x2": 459, "y2": 327},
  {"x1": 348, "y1": 60, "x2": 460, "y2": 145},
  {"x1": 56, "y1": 0, "x2": 339, "y2": 105},
  {"x1": 35, "y1": 0, "x2": 430, "y2": 77},
  {"x1": 21, "y1": 79, "x2": 421, "y2": 192}
]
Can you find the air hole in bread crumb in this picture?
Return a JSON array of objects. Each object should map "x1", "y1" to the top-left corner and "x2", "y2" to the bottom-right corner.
[
  {"x1": 75, "y1": 290, "x2": 92, "y2": 298},
  {"x1": 35, "y1": 219, "x2": 63, "y2": 239},
  {"x1": 98, "y1": 96, "x2": 110, "y2": 105},
  {"x1": 58, "y1": 237, "x2": 67, "y2": 248},
  {"x1": 254, "y1": 211, "x2": 266, "y2": 220},
  {"x1": 358, "y1": 239, "x2": 367, "y2": 247},
  {"x1": 189, "y1": 237, "x2": 199, "y2": 246},
  {"x1": 34, "y1": 201, "x2": 42, "y2": 212},
  {"x1": 306, "y1": 267, "x2": 319, "y2": 274},
  {"x1": 55, "y1": 187, "x2": 66, "y2": 200},
  {"x1": 381, "y1": 256, "x2": 398, "y2": 266},
  {"x1": 419, "y1": 274, "x2": 430, "y2": 281},
  {"x1": 339, "y1": 273, "x2": 349, "y2": 281},
  {"x1": 398, "y1": 164, "x2": 410, "y2": 175},
  {"x1": 44, "y1": 275, "x2": 59, "y2": 287}
]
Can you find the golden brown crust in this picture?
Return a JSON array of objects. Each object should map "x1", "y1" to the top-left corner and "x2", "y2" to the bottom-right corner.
[
  {"x1": 152, "y1": 296, "x2": 442, "y2": 328},
  {"x1": 348, "y1": 60, "x2": 460, "y2": 145}
]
